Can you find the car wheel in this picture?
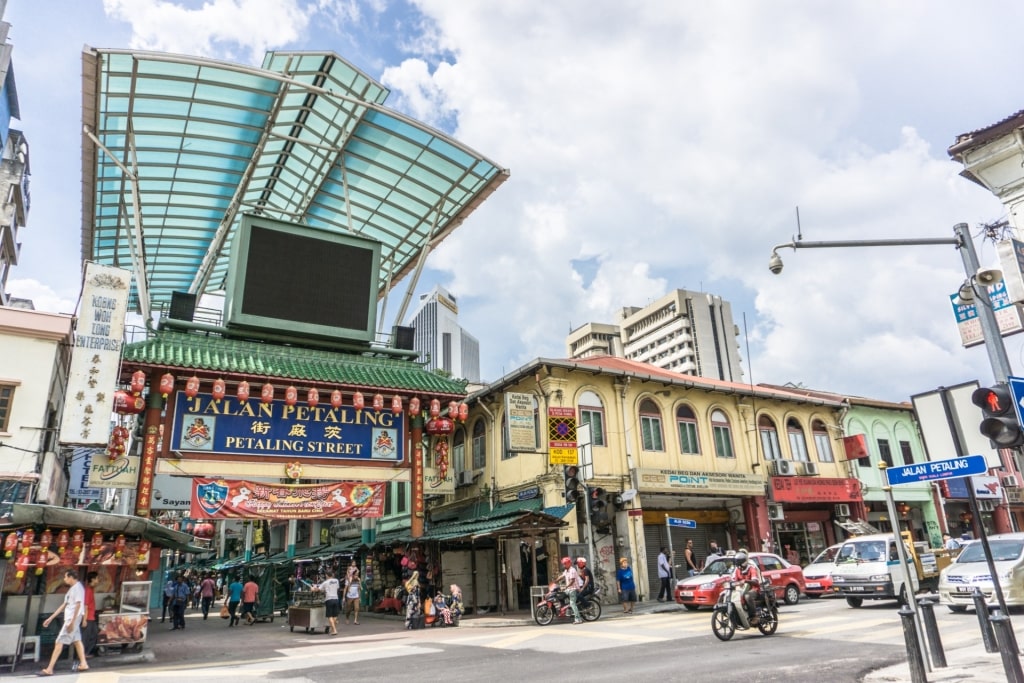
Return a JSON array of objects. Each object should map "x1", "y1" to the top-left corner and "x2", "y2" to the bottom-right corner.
[
  {"x1": 948, "y1": 605, "x2": 968, "y2": 614},
  {"x1": 846, "y1": 597, "x2": 864, "y2": 608},
  {"x1": 784, "y1": 584, "x2": 800, "y2": 605},
  {"x1": 682, "y1": 604, "x2": 699, "y2": 612}
]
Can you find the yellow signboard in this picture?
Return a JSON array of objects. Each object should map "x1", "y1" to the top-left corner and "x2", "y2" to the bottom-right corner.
[{"x1": 549, "y1": 446, "x2": 579, "y2": 466}]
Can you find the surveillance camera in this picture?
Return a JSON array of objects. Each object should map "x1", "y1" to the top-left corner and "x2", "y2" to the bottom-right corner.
[{"x1": 768, "y1": 253, "x2": 783, "y2": 275}]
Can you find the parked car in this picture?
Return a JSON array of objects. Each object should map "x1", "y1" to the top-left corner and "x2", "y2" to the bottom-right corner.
[
  {"x1": 673, "y1": 552, "x2": 806, "y2": 610},
  {"x1": 938, "y1": 533, "x2": 1024, "y2": 613},
  {"x1": 802, "y1": 543, "x2": 842, "y2": 598}
]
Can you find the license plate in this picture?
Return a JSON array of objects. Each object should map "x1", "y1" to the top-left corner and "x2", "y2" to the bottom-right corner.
[
  {"x1": 954, "y1": 589, "x2": 972, "y2": 595},
  {"x1": 806, "y1": 582, "x2": 821, "y2": 588},
  {"x1": 680, "y1": 591, "x2": 693, "y2": 598},
  {"x1": 847, "y1": 587, "x2": 865, "y2": 592}
]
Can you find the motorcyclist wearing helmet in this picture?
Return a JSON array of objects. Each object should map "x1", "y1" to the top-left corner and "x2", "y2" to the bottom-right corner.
[
  {"x1": 729, "y1": 549, "x2": 762, "y2": 628},
  {"x1": 559, "y1": 556, "x2": 583, "y2": 624},
  {"x1": 576, "y1": 557, "x2": 595, "y2": 602}
]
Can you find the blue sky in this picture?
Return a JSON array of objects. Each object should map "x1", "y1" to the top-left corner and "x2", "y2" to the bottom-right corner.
[{"x1": 6, "y1": 0, "x2": 1024, "y2": 402}]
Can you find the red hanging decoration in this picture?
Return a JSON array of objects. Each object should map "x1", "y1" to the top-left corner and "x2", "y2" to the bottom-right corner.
[
  {"x1": 114, "y1": 534, "x2": 126, "y2": 559},
  {"x1": 285, "y1": 386, "x2": 298, "y2": 407},
  {"x1": 113, "y1": 391, "x2": 145, "y2": 414},
  {"x1": 353, "y1": 391, "x2": 365, "y2": 411},
  {"x1": 159, "y1": 372, "x2": 174, "y2": 398},
  {"x1": 130, "y1": 370, "x2": 146, "y2": 396},
  {"x1": 185, "y1": 375, "x2": 201, "y2": 399},
  {"x1": 429, "y1": 399, "x2": 441, "y2": 419},
  {"x1": 331, "y1": 390, "x2": 343, "y2": 409},
  {"x1": 90, "y1": 531, "x2": 104, "y2": 557},
  {"x1": 307, "y1": 388, "x2": 319, "y2": 408},
  {"x1": 409, "y1": 397, "x2": 421, "y2": 416},
  {"x1": 237, "y1": 381, "x2": 250, "y2": 402},
  {"x1": 40, "y1": 529, "x2": 53, "y2": 550},
  {"x1": 372, "y1": 394, "x2": 384, "y2": 412},
  {"x1": 57, "y1": 529, "x2": 70, "y2": 554},
  {"x1": 20, "y1": 529, "x2": 34, "y2": 555},
  {"x1": 137, "y1": 539, "x2": 151, "y2": 562},
  {"x1": 261, "y1": 383, "x2": 275, "y2": 404},
  {"x1": 458, "y1": 402, "x2": 469, "y2": 422},
  {"x1": 449, "y1": 400, "x2": 459, "y2": 418},
  {"x1": 34, "y1": 549, "x2": 46, "y2": 575},
  {"x1": 391, "y1": 395, "x2": 403, "y2": 415},
  {"x1": 71, "y1": 529, "x2": 84, "y2": 553},
  {"x1": 3, "y1": 532, "x2": 17, "y2": 558},
  {"x1": 212, "y1": 378, "x2": 226, "y2": 401},
  {"x1": 14, "y1": 554, "x2": 29, "y2": 579}
]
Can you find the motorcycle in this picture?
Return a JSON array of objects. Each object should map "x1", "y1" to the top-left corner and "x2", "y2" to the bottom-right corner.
[
  {"x1": 534, "y1": 582, "x2": 602, "y2": 625},
  {"x1": 711, "y1": 578, "x2": 778, "y2": 641}
]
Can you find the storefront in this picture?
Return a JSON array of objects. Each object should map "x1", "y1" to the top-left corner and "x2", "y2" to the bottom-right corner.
[
  {"x1": 768, "y1": 476, "x2": 864, "y2": 565},
  {"x1": 939, "y1": 476, "x2": 1011, "y2": 538}
]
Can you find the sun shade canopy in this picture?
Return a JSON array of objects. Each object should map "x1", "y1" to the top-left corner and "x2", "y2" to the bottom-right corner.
[{"x1": 81, "y1": 48, "x2": 508, "y2": 319}]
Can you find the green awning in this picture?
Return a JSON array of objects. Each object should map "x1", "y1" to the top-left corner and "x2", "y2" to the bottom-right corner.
[{"x1": 421, "y1": 509, "x2": 568, "y2": 542}]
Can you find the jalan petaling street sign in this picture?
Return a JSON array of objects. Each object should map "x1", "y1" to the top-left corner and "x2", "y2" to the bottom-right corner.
[{"x1": 885, "y1": 454, "x2": 987, "y2": 487}]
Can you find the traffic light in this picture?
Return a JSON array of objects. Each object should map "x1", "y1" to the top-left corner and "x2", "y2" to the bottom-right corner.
[
  {"x1": 563, "y1": 465, "x2": 583, "y2": 503},
  {"x1": 972, "y1": 383, "x2": 1024, "y2": 448},
  {"x1": 589, "y1": 487, "x2": 608, "y2": 526}
]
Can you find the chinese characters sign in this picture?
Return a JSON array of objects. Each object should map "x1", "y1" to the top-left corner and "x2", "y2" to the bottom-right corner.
[
  {"x1": 191, "y1": 478, "x2": 385, "y2": 520},
  {"x1": 547, "y1": 407, "x2": 578, "y2": 466},
  {"x1": 770, "y1": 476, "x2": 862, "y2": 503},
  {"x1": 170, "y1": 393, "x2": 404, "y2": 461},
  {"x1": 949, "y1": 280, "x2": 1024, "y2": 348}
]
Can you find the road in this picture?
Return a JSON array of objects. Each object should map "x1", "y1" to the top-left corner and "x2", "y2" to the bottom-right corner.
[{"x1": 13, "y1": 597, "x2": 1006, "y2": 682}]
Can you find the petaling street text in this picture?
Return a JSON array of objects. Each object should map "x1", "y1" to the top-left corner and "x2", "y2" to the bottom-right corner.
[
  {"x1": 223, "y1": 437, "x2": 364, "y2": 455},
  {"x1": 184, "y1": 397, "x2": 397, "y2": 427}
]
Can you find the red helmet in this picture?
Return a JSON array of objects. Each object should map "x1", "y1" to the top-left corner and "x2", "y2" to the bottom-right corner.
[
  {"x1": 576, "y1": 557, "x2": 587, "y2": 567},
  {"x1": 561, "y1": 556, "x2": 572, "y2": 568}
]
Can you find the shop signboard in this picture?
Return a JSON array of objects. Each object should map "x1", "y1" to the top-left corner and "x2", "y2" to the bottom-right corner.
[
  {"x1": 170, "y1": 393, "x2": 404, "y2": 462},
  {"x1": 770, "y1": 476, "x2": 862, "y2": 503},
  {"x1": 506, "y1": 392, "x2": 538, "y2": 451},
  {"x1": 87, "y1": 455, "x2": 141, "y2": 489},
  {"x1": 191, "y1": 478, "x2": 385, "y2": 520},
  {"x1": 941, "y1": 474, "x2": 1002, "y2": 500},
  {"x1": 547, "y1": 407, "x2": 577, "y2": 466},
  {"x1": 423, "y1": 466, "x2": 454, "y2": 495},
  {"x1": 636, "y1": 468, "x2": 764, "y2": 496},
  {"x1": 68, "y1": 447, "x2": 102, "y2": 500}
]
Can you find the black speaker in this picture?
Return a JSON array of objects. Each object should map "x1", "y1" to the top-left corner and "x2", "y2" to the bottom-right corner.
[
  {"x1": 392, "y1": 325, "x2": 415, "y2": 350},
  {"x1": 168, "y1": 291, "x2": 197, "y2": 321}
]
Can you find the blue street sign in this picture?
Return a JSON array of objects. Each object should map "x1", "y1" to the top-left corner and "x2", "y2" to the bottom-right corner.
[
  {"x1": 667, "y1": 517, "x2": 696, "y2": 529},
  {"x1": 1008, "y1": 376, "x2": 1024, "y2": 426},
  {"x1": 885, "y1": 454, "x2": 988, "y2": 486}
]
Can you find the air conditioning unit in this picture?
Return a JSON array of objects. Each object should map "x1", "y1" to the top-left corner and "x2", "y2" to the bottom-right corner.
[
  {"x1": 979, "y1": 499, "x2": 998, "y2": 512},
  {"x1": 835, "y1": 504, "x2": 851, "y2": 518},
  {"x1": 456, "y1": 471, "x2": 475, "y2": 487},
  {"x1": 767, "y1": 504, "x2": 785, "y2": 521},
  {"x1": 800, "y1": 462, "x2": 820, "y2": 476},
  {"x1": 772, "y1": 460, "x2": 796, "y2": 476},
  {"x1": 1002, "y1": 475, "x2": 1018, "y2": 488}
]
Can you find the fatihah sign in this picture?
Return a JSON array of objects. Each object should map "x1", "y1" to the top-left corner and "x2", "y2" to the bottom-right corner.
[{"x1": 191, "y1": 479, "x2": 385, "y2": 520}]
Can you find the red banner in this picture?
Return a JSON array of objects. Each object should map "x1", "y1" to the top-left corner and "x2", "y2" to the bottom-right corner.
[
  {"x1": 770, "y1": 477, "x2": 863, "y2": 503},
  {"x1": 191, "y1": 479, "x2": 385, "y2": 520},
  {"x1": 842, "y1": 434, "x2": 869, "y2": 461}
]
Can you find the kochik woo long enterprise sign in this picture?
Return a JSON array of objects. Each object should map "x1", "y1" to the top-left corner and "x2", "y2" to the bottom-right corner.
[
  {"x1": 192, "y1": 479, "x2": 385, "y2": 520},
  {"x1": 170, "y1": 393, "x2": 403, "y2": 461}
]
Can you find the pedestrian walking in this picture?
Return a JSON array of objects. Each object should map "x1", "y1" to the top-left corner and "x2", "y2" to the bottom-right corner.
[
  {"x1": 314, "y1": 570, "x2": 341, "y2": 635},
  {"x1": 657, "y1": 547, "x2": 672, "y2": 601},
  {"x1": 226, "y1": 574, "x2": 243, "y2": 627},
  {"x1": 40, "y1": 569, "x2": 89, "y2": 675},
  {"x1": 161, "y1": 576, "x2": 175, "y2": 623},
  {"x1": 171, "y1": 574, "x2": 190, "y2": 630},
  {"x1": 82, "y1": 571, "x2": 99, "y2": 658},
  {"x1": 344, "y1": 566, "x2": 361, "y2": 625},
  {"x1": 404, "y1": 568, "x2": 421, "y2": 630},
  {"x1": 200, "y1": 572, "x2": 217, "y2": 619},
  {"x1": 241, "y1": 575, "x2": 259, "y2": 625},
  {"x1": 616, "y1": 557, "x2": 637, "y2": 614}
]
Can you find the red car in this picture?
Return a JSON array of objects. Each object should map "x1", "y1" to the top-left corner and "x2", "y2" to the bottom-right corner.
[{"x1": 673, "y1": 552, "x2": 806, "y2": 610}]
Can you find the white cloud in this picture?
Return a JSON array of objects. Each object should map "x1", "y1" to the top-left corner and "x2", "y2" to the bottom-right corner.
[{"x1": 6, "y1": 279, "x2": 78, "y2": 316}]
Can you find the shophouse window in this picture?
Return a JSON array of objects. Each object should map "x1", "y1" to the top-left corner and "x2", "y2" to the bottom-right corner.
[
  {"x1": 787, "y1": 418, "x2": 810, "y2": 462},
  {"x1": 396, "y1": 481, "x2": 407, "y2": 514},
  {"x1": 759, "y1": 415, "x2": 781, "y2": 461},
  {"x1": 0, "y1": 384, "x2": 14, "y2": 431},
  {"x1": 812, "y1": 421, "x2": 834, "y2": 462},
  {"x1": 877, "y1": 439, "x2": 893, "y2": 467},
  {"x1": 639, "y1": 398, "x2": 664, "y2": 451},
  {"x1": 472, "y1": 419, "x2": 486, "y2": 470},
  {"x1": 712, "y1": 410, "x2": 735, "y2": 458},
  {"x1": 579, "y1": 391, "x2": 606, "y2": 446},
  {"x1": 453, "y1": 429, "x2": 466, "y2": 473},
  {"x1": 899, "y1": 440, "x2": 914, "y2": 465},
  {"x1": 676, "y1": 404, "x2": 700, "y2": 454}
]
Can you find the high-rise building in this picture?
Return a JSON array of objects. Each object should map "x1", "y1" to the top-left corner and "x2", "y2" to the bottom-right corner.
[
  {"x1": 406, "y1": 285, "x2": 481, "y2": 382},
  {"x1": 0, "y1": 1, "x2": 27, "y2": 307},
  {"x1": 566, "y1": 289, "x2": 744, "y2": 381}
]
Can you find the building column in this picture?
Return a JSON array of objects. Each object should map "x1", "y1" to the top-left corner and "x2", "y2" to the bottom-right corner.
[
  {"x1": 411, "y1": 414, "x2": 425, "y2": 538},
  {"x1": 134, "y1": 372, "x2": 164, "y2": 518}
]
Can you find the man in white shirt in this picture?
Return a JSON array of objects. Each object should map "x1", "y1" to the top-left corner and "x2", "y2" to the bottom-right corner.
[
  {"x1": 41, "y1": 569, "x2": 89, "y2": 675},
  {"x1": 559, "y1": 557, "x2": 583, "y2": 624},
  {"x1": 314, "y1": 570, "x2": 341, "y2": 635},
  {"x1": 657, "y1": 547, "x2": 673, "y2": 601}
]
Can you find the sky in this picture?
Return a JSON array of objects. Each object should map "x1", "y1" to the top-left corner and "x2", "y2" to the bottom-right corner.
[{"x1": 6, "y1": 0, "x2": 1024, "y2": 403}]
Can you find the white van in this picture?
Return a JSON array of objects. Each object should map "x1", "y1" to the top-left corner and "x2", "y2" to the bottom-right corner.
[{"x1": 938, "y1": 532, "x2": 1024, "y2": 613}]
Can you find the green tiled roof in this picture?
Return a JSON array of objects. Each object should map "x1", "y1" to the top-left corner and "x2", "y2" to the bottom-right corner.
[{"x1": 122, "y1": 330, "x2": 467, "y2": 396}]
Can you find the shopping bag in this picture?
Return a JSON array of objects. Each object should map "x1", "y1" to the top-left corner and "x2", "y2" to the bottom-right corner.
[{"x1": 220, "y1": 604, "x2": 230, "y2": 619}]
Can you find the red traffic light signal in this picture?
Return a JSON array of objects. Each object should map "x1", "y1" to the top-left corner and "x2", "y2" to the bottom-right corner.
[{"x1": 972, "y1": 384, "x2": 1024, "y2": 448}]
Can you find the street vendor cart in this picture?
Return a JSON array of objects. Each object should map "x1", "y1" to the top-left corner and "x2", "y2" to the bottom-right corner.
[{"x1": 288, "y1": 590, "x2": 328, "y2": 633}]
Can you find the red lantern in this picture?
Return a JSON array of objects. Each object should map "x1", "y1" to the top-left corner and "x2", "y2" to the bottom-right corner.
[
  {"x1": 20, "y1": 529, "x2": 34, "y2": 555},
  {"x1": 391, "y1": 395, "x2": 403, "y2": 415},
  {"x1": 137, "y1": 539, "x2": 151, "y2": 562},
  {"x1": 373, "y1": 394, "x2": 384, "y2": 412},
  {"x1": 353, "y1": 391, "x2": 365, "y2": 411},
  {"x1": 307, "y1": 388, "x2": 319, "y2": 408},
  {"x1": 3, "y1": 532, "x2": 17, "y2": 558},
  {"x1": 285, "y1": 386, "x2": 298, "y2": 406},
  {"x1": 113, "y1": 391, "x2": 145, "y2": 414},
  {"x1": 113, "y1": 426, "x2": 130, "y2": 442},
  {"x1": 261, "y1": 383, "x2": 275, "y2": 404},
  {"x1": 91, "y1": 531, "x2": 104, "y2": 557},
  {"x1": 57, "y1": 530, "x2": 70, "y2": 554},
  {"x1": 331, "y1": 390, "x2": 343, "y2": 409},
  {"x1": 449, "y1": 400, "x2": 459, "y2": 418},
  {"x1": 193, "y1": 523, "x2": 215, "y2": 539},
  {"x1": 71, "y1": 529, "x2": 84, "y2": 553},
  {"x1": 458, "y1": 402, "x2": 469, "y2": 422},
  {"x1": 426, "y1": 417, "x2": 454, "y2": 435},
  {"x1": 429, "y1": 399, "x2": 440, "y2": 418},
  {"x1": 130, "y1": 370, "x2": 146, "y2": 396},
  {"x1": 212, "y1": 378, "x2": 226, "y2": 401},
  {"x1": 237, "y1": 381, "x2": 250, "y2": 402},
  {"x1": 114, "y1": 534, "x2": 126, "y2": 559},
  {"x1": 185, "y1": 375, "x2": 200, "y2": 399},
  {"x1": 40, "y1": 529, "x2": 53, "y2": 550},
  {"x1": 409, "y1": 397, "x2": 421, "y2": 416},
  {"x1": 14, "y1": 554, "x2": 29, "y2": 579},
  {"x1": 34, "y1": 549, "x2": 46, "y2": 575},
  {"x1": 159, "y1": 372, "x2": 174, "y2": 398}
]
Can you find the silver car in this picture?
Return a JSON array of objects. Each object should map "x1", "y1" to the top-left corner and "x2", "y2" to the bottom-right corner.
[{"x1": 938, "y1": 533, "x2": 1024, "y2": 613}]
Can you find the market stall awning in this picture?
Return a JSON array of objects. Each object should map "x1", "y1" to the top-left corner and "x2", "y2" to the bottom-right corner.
[
  {"x1": 2, "y1": 504, "x2": 208, "y2": 553},
  {"x1": 422, "y1": 509, "x2": 568, "y2": 542},
  {"x1": 81, "y1": 48, "x2": 508, "y2": 320}
]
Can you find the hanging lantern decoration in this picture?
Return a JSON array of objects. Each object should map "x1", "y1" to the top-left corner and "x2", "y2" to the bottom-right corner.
[
  {"x1": 130, "y1": 370, "x2": 146, "y2": 396},
  {"x1": 285, "y1": 386, "x2": 298, "y2": 407},
  {"x1": 159, "y1": 372, "x2": 174, "y2": 398},
  {"x1": 113, "y1": 426, "x2": 130, "y2": 443},
  {"x1": 429, "y1": 399, "x2": 441, "y2": 419},
  {"x1": 409, "y1": 397, "x2": 421, "y2": 417},
  {"x1": 372, "y1": 394, "x2": 384, "y2": 412},
  {"x1": 307, "y1": 388, "x2": 319, "y2": 408},
  {"x1": 212, "y1": 378, "x2": 226, "y2": 401},
  {"x1": 3, "y1": 532, "x2": 18, "y2": 558},
  {"x1": 458, "y1": 402, "x2": 469, "y2": 422},
  {"x1": 897, "y1": 502, "x2": 911, "y2": 517},
  {"x1": 193, "y1": 523, "x2": 215, "y2": 539},
  {"x1": 114, "y1": 534, "x2": 126, "y2": 559},
  {"x1": 237, "y1": 380, "x2": 251, "y2": 402},
  {"x1": 20, "y1": 529, "x2": 34, "y2": 555},
  {"x1": 57, "y1": 529, "x2": 70, "y2": 554},
  {"x1": 391, "y1": 395, "x2": 403, "y2": 415},
  {"x1": 34, "y1": 549, "x2": 46, "y2": 575},
  {"x1": 261, "y1": 383, "x2": 275, "y2": 404},
  {"x1": 91, "y1": 531, "x2": 104, "y2": 557},
  {"x1": 449, "y1": 400, "x2": 459, "y2": 418},
  {"x1": 426, "y1": 417, "x2": 454, "y2": 435},
  {"x1": 71, "y1": 529, "x2": 85, "y2": 554},
  {"x1": 14, "y1": 554, "x2": 29, "y2": 579},
  {"x1": 137, "y1": 539, "x2": 151, "y2": 562},
  {"x1": 113, "y1": 391, "x2": 146, "y2": 414},
  {"x1": 39, "y1": 529, "x2": 53, "y2": 551},
  {"x1": 330, "y1": 390, "x2": 343, "y2": 409},
  {"x1": 185, "y1": 375, "x2": 201, "y2": 399},
  {"x1": 353, "y1": 391, "x2": 365, "y2": 411}
]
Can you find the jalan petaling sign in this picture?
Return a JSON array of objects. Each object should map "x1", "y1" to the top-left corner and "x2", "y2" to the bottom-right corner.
[{"x1": 636, "y1": 468, "x2": 765, "y2": 496}]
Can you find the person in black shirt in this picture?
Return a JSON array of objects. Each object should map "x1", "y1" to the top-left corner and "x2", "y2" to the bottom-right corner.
[{"x1": 576, "y1": 557, "x2": 595, "y2": 599}]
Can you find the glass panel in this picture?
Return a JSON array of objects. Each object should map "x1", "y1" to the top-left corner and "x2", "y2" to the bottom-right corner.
[{"x1": 678, "y1": 420, "x2": 699, "y2": 454}]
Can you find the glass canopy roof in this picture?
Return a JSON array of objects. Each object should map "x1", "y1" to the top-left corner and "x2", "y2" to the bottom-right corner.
[{"x1": 80, "y1": 48, "x2": 508, "y2": 319}]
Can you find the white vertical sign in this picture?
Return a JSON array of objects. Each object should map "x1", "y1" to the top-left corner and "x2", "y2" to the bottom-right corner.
[
  {"x1": 911, "y1": 381, "x2": 1000, "y2": 469},
  {"x1": 59, "y1": 263, "x2": 132, "y2": 445}
]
